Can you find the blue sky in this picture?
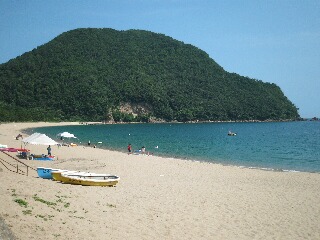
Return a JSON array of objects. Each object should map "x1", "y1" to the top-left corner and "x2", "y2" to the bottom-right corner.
[{"x1": 0, "y1": 0, "x2": 319, "y2": 117}]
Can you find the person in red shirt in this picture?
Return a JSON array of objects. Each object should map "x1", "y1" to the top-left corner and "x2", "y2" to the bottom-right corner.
[{"x1": 127, "y1": 144, "x2": 132, "y2": 154}]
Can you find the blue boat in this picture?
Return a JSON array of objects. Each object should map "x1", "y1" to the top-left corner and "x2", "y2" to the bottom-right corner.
[
  {"x1": 31, "y1": 154, "x2": 54, "y2": 161},
  {"x1": 37, "y1": 167, "x2": 60, "y2": 179}
]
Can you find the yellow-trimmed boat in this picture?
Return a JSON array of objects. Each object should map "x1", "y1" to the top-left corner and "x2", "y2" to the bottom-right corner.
[
  {"x1": 51, "y1": 170, "x2": 81, "y2": 181},
  {"x1": 52, "y1": 171, "x2": 119, "y2": 187}
]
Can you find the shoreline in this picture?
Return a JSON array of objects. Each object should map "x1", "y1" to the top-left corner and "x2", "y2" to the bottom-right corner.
[
  {"x1": 1, "y1": 122, "x2": 320, "y2": 239},
  {"x1": 21, "y1": 121, "x2": 320, "y2": 174}
]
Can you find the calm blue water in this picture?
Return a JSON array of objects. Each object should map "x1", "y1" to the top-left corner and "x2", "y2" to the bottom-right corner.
[{"x1": 29, "y1": 121, "x2": 320, "y2": 173}]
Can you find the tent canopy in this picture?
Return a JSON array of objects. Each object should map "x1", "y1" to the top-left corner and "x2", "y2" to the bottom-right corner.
[
  {"x1": 57, "y1": 132, "x2": 77, "y2": 138},
  {"x1": 22, "y1": 133, "x2": 41, "y2": 143},
  {"x1": 23, "y1": 133, "x2": 58, "y2": 145}
]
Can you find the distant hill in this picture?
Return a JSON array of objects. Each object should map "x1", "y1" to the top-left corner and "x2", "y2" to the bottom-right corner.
[{"x1": 0, "y1": 28, "x2": 299, "y2": 122}]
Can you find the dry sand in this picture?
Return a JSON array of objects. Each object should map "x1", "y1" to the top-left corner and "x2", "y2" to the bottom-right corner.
[{"x1": 0, "y1": 122, "x2": 320, "y2": 240}]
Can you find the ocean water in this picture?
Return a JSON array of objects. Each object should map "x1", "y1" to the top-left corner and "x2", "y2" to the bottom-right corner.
[{"x1": 30, "y1": 121, "x2": 320, "y2": 173}]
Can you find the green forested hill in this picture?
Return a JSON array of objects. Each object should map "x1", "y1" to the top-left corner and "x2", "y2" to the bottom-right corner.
[{"x1": 0, "y1": 28, "x2": 299, "y2": 122}]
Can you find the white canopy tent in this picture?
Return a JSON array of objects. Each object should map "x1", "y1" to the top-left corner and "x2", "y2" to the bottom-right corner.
[
  {"x1": 23, "y1": 133, "x2": 59, "y2": 145},
  {"x1": 22, "y1": 133, "x2": 41, "y2": 143},
  {"x1": 57, "y1": 132, "x2": 77, "y2": 138}
]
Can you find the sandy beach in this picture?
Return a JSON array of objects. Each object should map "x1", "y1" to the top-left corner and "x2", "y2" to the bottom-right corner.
[{"x1": 0, "y1": 122, "x2": 320, "y2": 240}]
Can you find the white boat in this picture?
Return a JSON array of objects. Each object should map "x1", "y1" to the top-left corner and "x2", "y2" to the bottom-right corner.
[
  {"x1": 51, "y1": 169, "x2": 85, "y2": 180},
  {"x1": 52, "y1": 171, "x2": 120, "y2": 186}
]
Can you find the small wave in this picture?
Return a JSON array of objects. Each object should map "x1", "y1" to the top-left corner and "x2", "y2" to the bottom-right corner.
[
  {"x1": 282, "y1": 169, "x2": 301, "y2": 173},
  {"x1": 238, "y1": 165, "x2": 301, "y2": 173}
]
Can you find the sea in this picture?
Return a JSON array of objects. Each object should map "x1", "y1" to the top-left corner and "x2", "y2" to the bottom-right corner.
[{"x1": 28, "y1": 121, "x2": 320, "y2": 173}]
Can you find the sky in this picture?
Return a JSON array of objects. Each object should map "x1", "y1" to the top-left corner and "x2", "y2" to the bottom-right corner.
[{"x1": 0, "y1": 0, "x2": 319, "y2": 118}]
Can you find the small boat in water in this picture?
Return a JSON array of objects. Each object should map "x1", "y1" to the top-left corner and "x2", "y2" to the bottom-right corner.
[
  {"x1": 228, "y1": 131, "x2": 237, "y2": 136},
  {"x1": 52, "y1": 171, "x2": 120, "y2": 186}
]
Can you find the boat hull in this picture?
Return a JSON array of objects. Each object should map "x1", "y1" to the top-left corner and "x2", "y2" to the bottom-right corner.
[
  {"x1": 52, "y1": 172, "x2": 119, "y2": 186},
  {"x1": 31, "y1": 155, "x2": 54, "y2": 161},
  {"x1": 37, "y1": 167, "x2": 60, "y2": 179},
  {"x1": 51, "y1": 170, "x2": 82, "y2": 181}
]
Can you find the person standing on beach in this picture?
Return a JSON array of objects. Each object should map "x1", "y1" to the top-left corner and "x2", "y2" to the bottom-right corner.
[
  {"x1": 47, "y1": 145, "x2": 51, "y2": 156},
  {"x1": 88, "y1": 140, "x2": 91, "y2": 146},
  {"x1": 16, "y1": 133, "x2": 23, "y2": 140},
  {"x1": 127, "y1": 144, "x2": 132, "y2": 154}
]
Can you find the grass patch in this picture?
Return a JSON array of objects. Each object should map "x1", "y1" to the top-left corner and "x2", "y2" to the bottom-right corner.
[
  {"x1": 14, "y1": 198, "x2": 28, "y2": 208},
  {"x1": 33, "y1": 194, "x2": 56, "y2": 206},
  {"x1": 35, "y1": 214, "x2": 54, "y2": 221},
  {"x1": 11, "y1": 189, "x2": 17, "y2": 197},
  {"x1": 107, "y1": 203, "x2": 116, "y2": 208},
  {"x1": 22, "y1": 209, "x2": 32, "y2": 215},
  {"x1": 36, "y1": 214, "x2": 48, "y2": 221},
  {"x1": 72, "y1": 216, "x2": 84, "y2": 219},
  {"x1": 64, "y1": 202, "x2": 70, "y2": 208},
  {"x1": 55, "y1": 195, "x2": 69, "y2": 199}
]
